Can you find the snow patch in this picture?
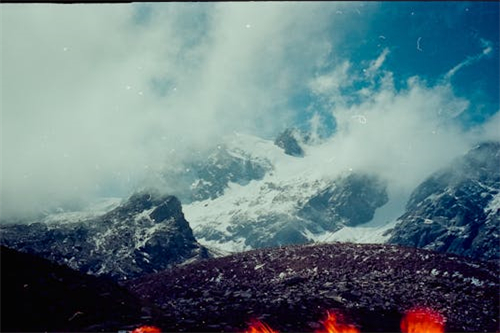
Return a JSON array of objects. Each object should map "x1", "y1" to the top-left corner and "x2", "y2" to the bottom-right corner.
[{"x1": 485, "y1": 192, "x2": 500, "y2": 214}]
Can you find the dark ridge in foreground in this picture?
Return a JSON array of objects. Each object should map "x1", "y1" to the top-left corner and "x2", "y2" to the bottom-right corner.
[
  {"x1": 0, "y1": 246, "x2": 154, "y2": 332},
  {"x1": 128, "y1": 243, "x2": 499, "y2": 333}
]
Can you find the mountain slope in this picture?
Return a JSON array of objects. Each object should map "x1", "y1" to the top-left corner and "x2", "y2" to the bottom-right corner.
[
  {"x1": 0, "y1": 246, "x2": 152, "y2": 332},
  {"x1": 274, "y1": 128, "x2": 306, "y2": 157},
  {"x1": 0, "y1": 191, "x2": 208, "y2": 280},
  {"x1": 127, "y1": 242, "x2": 499, "y2": 333},
  {"x1": 388, "y1": 142, "x2": 500, "y2": 261},
  {"x1": 181, "y1": 135, "x2": 499, "y2": 261},
  {"x1": 183, "y1": 133, "x2": 393, "y2": 253}
]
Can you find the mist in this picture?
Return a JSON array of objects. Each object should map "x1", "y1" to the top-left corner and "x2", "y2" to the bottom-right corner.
[{"x1": 1, "y1": 3, "x2": 498, "y2": 220}]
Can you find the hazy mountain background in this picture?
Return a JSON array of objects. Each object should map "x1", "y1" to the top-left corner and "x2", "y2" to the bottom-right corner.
[{"x1": 2, "y1": 2, "x2": 499, "y2": 221}]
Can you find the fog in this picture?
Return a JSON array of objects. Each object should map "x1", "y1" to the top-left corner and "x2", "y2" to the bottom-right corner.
[{"x1": 1, "y1": 3, "x2": 498, "y2": 220}]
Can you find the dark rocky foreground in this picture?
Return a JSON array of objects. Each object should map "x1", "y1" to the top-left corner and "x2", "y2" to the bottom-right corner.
[
  {"x1": 128, "y1": 243, "x2": 499, "y2": 333},
  {"x1": 0, "y1": 246, "x2": 154, "y2": 332}
]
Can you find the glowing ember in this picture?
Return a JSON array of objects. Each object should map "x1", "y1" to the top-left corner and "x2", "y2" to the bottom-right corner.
[
  {"x1": 131, "y1": 325, "x2": 161, "y2": 333},
  {"x1": 315, "y1": 310, "x2": 360, "y2": 333},
  {"x1": 244, "y1": 319, "x2": 279, "y2": 333},
  {"x1": 400, "y1": 307, "x2": 445, "y2": 333}
]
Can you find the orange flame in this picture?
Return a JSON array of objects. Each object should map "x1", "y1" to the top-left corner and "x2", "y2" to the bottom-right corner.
[
  {"x1": 132, "y1": 325, "x2": 162, "y2": 333},
  {"x1": 315, "y1": 310, "x2": 360, "y2": 333},
  {"x1": 400, "y1": 307, "x2": 445, "y2": 333},
  {"x1": 244, "y1": 319, "x2": 279, "y2": 333}
]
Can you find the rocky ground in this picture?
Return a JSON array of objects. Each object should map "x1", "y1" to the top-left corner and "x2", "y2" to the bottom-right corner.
[{"x1": 128, "y1": 242, "x2": 499, "y2": 333}]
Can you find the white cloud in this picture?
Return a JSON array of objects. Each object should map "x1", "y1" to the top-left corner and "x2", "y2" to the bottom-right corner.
[
  {"x1": 309, "y1": 61, "x2": 352, "y2": 96},
  {"x1": 332, "y1": 80, "x2": 472, "y2": 190},
  {"x1": 1, "y1": 3, "x2": 495, "y2": 220},
  {"x1": 1, "y1": 2, "x2": 349, "y2": 218},
  {"x1": 469, "y1": 110, "x2": 500, "y2": 143},
  {"x1": 444, "y1": 37, "x2": 494, "y2": 81},
  {"x1": 364, "y1": 47, "x2": 390, "y2": 78},
  {"x1": 306, "y1": 54, "x2": 484, "y2": 194}
]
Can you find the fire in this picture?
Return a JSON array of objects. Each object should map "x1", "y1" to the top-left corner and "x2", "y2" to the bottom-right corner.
[
  {"x1": 244, "y1": 319, "x2": 279, "y2": 333},
  {"x1": 131, "y1": 325, "x2": 162, "y2": 333},
  {"x1": 400, "y1": 307, "x2": 445, "y2": 333},
  {"x1": 315, "y1": 310, "x2": 360, "y2": 333}
]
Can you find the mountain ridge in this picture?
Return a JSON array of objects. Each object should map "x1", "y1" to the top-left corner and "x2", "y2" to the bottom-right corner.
[
  {"x1": 0, "y1": 191, "x2": 208, "y2": 280},
  {"x1": 388, "y1": 141, "x2": 500, "y2": 260}
]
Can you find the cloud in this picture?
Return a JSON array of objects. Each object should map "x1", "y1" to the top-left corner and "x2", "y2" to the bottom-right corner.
[
  {"x1": 305, "y1": 52, "x2": 495, "y2": 195},
  {"x1": 364, "y1": 48, "x2": 389, "y2": 79},
  {"x1": 1, "y1": 3, "x2": 350, "y2": 219},
  {"x1": 444, "y1": 37, "x2": 494, "y2": 81},
  {"x1": 309, "y1": 61, "x2": 352, "y2": 96},
  {"x1": 469, "y1": 110, "x2": 500, "y2": 143},
  {"x1": 331, "y1": 79, "x2": 472, "y2": 190},
  {"x1": 1, "y1": 3, "x2": 496, "y2": 220}
]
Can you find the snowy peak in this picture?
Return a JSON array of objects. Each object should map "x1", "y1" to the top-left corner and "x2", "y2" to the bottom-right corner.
[
  {"x1": 188, "y1": 144, "x2": 273, "y2": 202},
  {"x1": 106, "y1": 191, "x2": 184, "y2": 224},
  {"x1": 161, "y1": 136, "x2": 275, "y2": 204},
  {"x1": 405, "y1": 141, "x2": 500, "y2": 211},
  {"x1": 186, "y1": 170, "x2": 390, "y2": 252},
  {"x1": 274, "y1": 128, "x2": 306, "y2": 157}
]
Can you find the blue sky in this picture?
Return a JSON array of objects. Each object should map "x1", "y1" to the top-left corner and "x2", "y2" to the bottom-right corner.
[
  {"x1": 1, "y1": 2, "x2": 499, "y2": 218},
  {"x1": 291, "y1": 1, "x2": 499, "y2": 131}
]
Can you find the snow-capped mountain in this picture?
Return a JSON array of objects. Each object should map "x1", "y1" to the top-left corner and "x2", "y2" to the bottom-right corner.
[
  {"x1": 388, "y1": 142, "x2": 500, "y2": 261},
  {"x1": 274, "y1": 128, "x2": 307, "y2": 157},
  {"x1": 2, "y1": 130, "x2": 497, "y2": 275},
  {"x1": 160, "y1": 143, "x2": 273, "y2": 204},
  {"x1": 183, "y1": 132, "x2": 395, "y2": 253},
  {"x1": 0, "y1": 191, "x2": 208, "y2": 280},
  {"x1": 182, "y1": 134, "x2": 498, "y2": 261}
]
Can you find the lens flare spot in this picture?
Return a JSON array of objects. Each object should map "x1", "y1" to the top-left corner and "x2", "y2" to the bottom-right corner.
[
  {"x1": 244, "y1": 319, "x2": 279, "y2": 333},
  {"x1": 315, "y1": 310, "x2": 360, "y2": 333},
  {"x1": 400, "y1": 307, "x2": 445, "y2": 333},
  {"x1": 132, "y1": 325, "x2": 162, "y2": 333}
]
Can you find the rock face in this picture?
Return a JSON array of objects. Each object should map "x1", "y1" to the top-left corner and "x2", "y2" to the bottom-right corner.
[
  {"x1": 0, "y1": 191, "x2": 208, "y2": 281},
  {"x1": 299, "y1": 173, "x2": 388, "y2": 231},
  {"x1": 1, "y1": 246, "x2": 150, "y2": 332},
  {"x1": 189, "y1": 146, "x2": 273, "y2": 201},
  {"x1": 127, "y1": 242, "x2": 499, "y2": 333},
  {"x1": 274, "y1": 128, "x2": 305, "y2": 157},
  {"x1": 191, "y1": 172, "x2": 389, "y2": 251},
  {"x1": 388, "y1": 142, "x2": 500, "y2": 261}
]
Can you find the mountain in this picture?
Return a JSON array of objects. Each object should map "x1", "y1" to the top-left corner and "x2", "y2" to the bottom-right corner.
[
  {"x1": 160, "y1": 143, "x2": 273, "y2": 204},
  {"x1": 0, "y1": 246, "x2": 153, "y2": 332},
  {"x1": 2, "y1": 130, "x2": 497, "y2": 272},
  {"x1": 0, "y1": 191, "x2": 208, "y2": 280},
  {"x1": 186, "y1": 170, "x2": 389, "y2": 252},
  {"x1": 388, "y1": 142, "x2": 500, "y2": 261},
  {"x1": 298, "y1": 173, "x2": 388, "y2": 230},
  {"x1": 188, "y1": 145, "x2": 273, "y2": 202},
  {"x1": 182, "y1": 133, "x2": 393, "y2": 252},
  {"x1": 181, "y1": 135, "x2": 499, "y2": 261},
  {"x1": 127, "y1": 242, "x2": 499, "y2": 333},
  {"x1": 274, "y1": 128, "x2": 306, "y2": 157}
]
